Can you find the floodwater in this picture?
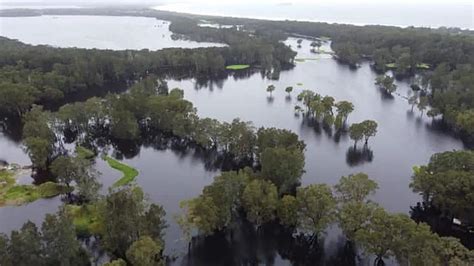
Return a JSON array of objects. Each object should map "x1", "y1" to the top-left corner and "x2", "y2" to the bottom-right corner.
[
  {"x1": 0, "y1": 16, "x2": 466, "y2": 265},
  {"x1": 0, "y1": 15, "x2": 225, "y2": 50}
]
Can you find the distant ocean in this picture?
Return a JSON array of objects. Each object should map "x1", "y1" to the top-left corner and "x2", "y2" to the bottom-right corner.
[{"x1": 153, "y1": 2, "x2": 474, "y2": 30}]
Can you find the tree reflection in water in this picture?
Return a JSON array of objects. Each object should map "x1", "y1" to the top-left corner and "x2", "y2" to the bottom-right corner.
[
  {"x1": 410, "y1": 202, "x2": 474, "y2": 249},
  {"x1": 181, "y1": 219, "x2": 357, "y2": 266},
  {"x1": 346, "y1": 146, "x2": 374, "y2": 167}
]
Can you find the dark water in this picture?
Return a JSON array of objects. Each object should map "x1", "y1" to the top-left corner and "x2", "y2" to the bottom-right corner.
[{"x1": 0, "y1": 37, "x2": 465, "y2": 264}]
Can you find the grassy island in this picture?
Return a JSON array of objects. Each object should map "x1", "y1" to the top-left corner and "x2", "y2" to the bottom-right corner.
[
  {"x1": 225, "y1": 64, "x2": 250, "y2": 70},
  {"x1": 104, "y1": 156, "x2": 139, "y2": 187},
  {"x1": 0, "y1": 170, "x2": 71, "y2": 206}
]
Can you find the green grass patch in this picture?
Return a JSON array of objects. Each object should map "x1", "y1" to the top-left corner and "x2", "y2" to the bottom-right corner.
[
  {"x1": 0, "y1": 170, "x2": 15, "y2": 189},
  {"x1": 75, "y1": 146, "x2": 96, "y2": 160},
  {"x1": 1, "y1": 181, "x2": 71, "y2": 206},
  {"x1": 67, "y1": 204, "x2": 102, "y2": 236},
  {"x1": 104, "y1": 156, "x2": 139, "y2": 187},
  {"x1": 416, "y1": 63, "x2": 430, "y2": 69},
  {"x1": 295, "y1": 58, "x2": 319, "y2": 62},
  {"x1": 226, "y1": 64, "x2": 250, "y2": 70},
  {"x1": 297, "y1": 83, "x2": 304, "y2": 86},
  {"x1": 385, "y1": 63, "x2": 397, "y2": 69}
]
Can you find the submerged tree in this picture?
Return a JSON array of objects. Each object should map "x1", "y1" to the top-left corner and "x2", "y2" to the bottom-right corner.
[
  {"x1": 266, "y1": 84, "x2": 276, "y2": 96},
  {"x1": 242, "y1": 179, "x2": 279, "y2": 227},
  {"x1": 277, "y1": 184, "x2": 337, "y2": 239},
  {"x1": 361, "y1": 120, "x2": 378, "y2": 145},
  {"x1": 126, "y1": 236, "x2": 164, "y2": 266},
  {"x1": 375, "y1": 75, "x2": 397, "y2": 94},
  {"x1": 408, "y1": 94, "x2": 418, "y2": 112},
  {"x1": 260, "y1": 147, "x2": 305, "y2": 194},
  {"x1": 285, "y1": 86, "x2": 294, "y2": 95},
  {"x1": 334, "y1": 173, "x2": 378, "y2": 203},
  {"x1": 417, "y1": 96, "x2": 429, "y2": 117},
  {"x1": 98, "y1": 187, "x2": 167, "y2": 259},
  {"x1": 349, "y1": 123, "x2": 365, "y2": 148}
]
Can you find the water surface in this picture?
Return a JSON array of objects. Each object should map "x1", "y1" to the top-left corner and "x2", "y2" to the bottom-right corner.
[{"x1": 0, "y1": 15, "x2": 225, "y2": 50}]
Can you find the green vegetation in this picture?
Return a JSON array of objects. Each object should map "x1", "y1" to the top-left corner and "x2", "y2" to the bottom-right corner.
[
  {"x1": 2, "y1": 182, "x2": 71, "y2": 206},
  {"x1": 375, "y1": 75, "x2": 397, "y2": 94},
  {"x1": 0, "y1": 170, "x2": 72, "y2": 206},
  {"x1": 296, "y1": 83, "x2": 304, "y2": 86},
  {"x1": 416, "y1": 63, "x2": 430, "y2": 69},
  {"x1": 104, "y1": 156, "x2": 139, "y2": 187},
  {"x1": 66, "y1": 204, "x2": 101, "y2": 236},
  {"x1": 75, "y1": 146, "x2": 95, "y2": 160},
  {"x1": 179, "y1": 170, "x2": 474, "y2": 266},
  {"x1": 410, "y1": 150, "x2": 474, "y2": 224},
  {"x1": 225, "y1": 64, "x2": 250, "y2": 70},
  {"x1": 295, "y1": 90, "x2": 355, "y2": 130},
  {"x1": 349, "y1": 120, "x2": 378, "y2": 148},
  {"x1": 0, "y1": 8, "x2": 473, "y2": 264}
]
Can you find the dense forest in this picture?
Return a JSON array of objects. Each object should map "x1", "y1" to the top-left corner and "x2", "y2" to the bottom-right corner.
[{"x1": 0, "y1": 7, "x2": 473, "y2": 265}]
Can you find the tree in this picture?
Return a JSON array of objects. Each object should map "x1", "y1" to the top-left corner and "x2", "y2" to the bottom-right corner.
[
  {"x1": 427, "y1": 107, "x2": 441, "y2": 121},
  {"x1": 22, "y1": 105, "x2": 55, "y2": 170},
  {"x1": 256, "y1": 127, "x2": 305, "y2": 156},
  {"x1": 50, "y1": 155, "x2": 101, "y2": 202},
  {"x1": 334, "y1": 173, "x2": 378, "y2": 203},
  {"x1": 50, "y1": 155, "x2": 78, "y2": 187},
  {"x1": 285, "y1": 86, "x2": 293, "y2": 95},
  {"x1": 408, "y1": 94, "x2": 418, "y2": 112},
  {"x1": 310, "y1": 40, "x2": 322, "y2": 51},
  {"x1": 110, "y1": 109, "x2": 140, "y2": 140},
  {"x1": 202, "y1": 171, "x2": 249, "y2": 228},
  {"x1": 224, "y1": 119, "x2": 256, "y2": 160},
  {"x1": 0, "y1": 83, "x2": 38, "y2": 117},
  {"x1": 99, "y1": 187, "x2": 167, "y2": 258},
  {"x1": 410, "y1": 150, "x2": 474, "y2": 223},
  {"x1": 278, "y1": 195, "x2": 298, "y2": 227},
  {"x1": 126, "y1": 236, "x2": 164, "y2": 266},
  {"x1": 295, "y1": 184, "x2": 336, "y2": 237},
  {"x1": 9, "y1": 221, "x2": 43, "y2": 266},
  {"x1": 75, "y1": 163, "x2": 102, "y2": 203},
  {"x1": 349, "y1": 123, "x2": 364, "y2": 148},
  {"x1": 375, "y1": 75, "x2": 397, "y2": 94},
  {"x1": 179, "y1": 195, "x2": 221, "y2": 239},
  {"x1": 297, "y1": 90, "x2": 318, "y2": 111},
  {"x1": 0, "y1": 234, "x2": 11, "y2": 266},
  {"x1": 355, "y1": 209, "x2": 410, "y2": 265},
  {"x1": 335, "y1": 101, "x2": 354, "y2": 124},
  {"x1": 361, "y1": 120, "x2": 378, "y2": 145},
  {"x1": 373, "y1": 48, "x2": 392, "y2": 72},
  {"x1": 394, "y1": 222, "x2": 442, "y2": 266},
  {"x1": 260, "y1": 147, "x2": 305, "y2": 194},
  {"x1": 242, "y1": 179, "x2": 279, "y2": 227},
  {"x1": 417, "y1": 96, "x2": 429, "y2": 117},
  {"x1": 23, "y1": 137, "x2": 53, "y2": 170},
  {"x1": 338, "y1": 202, "x2": 380, "y2": 242},
  {"x1": 436, "y1": 237, "x2": 474, "y2": 265},
  {"x1": 41, "y1": 208, "x2": 85, "y2": 265},
  {"x1": 266, "y1": 84, "x2": 276, "y2": 96}
]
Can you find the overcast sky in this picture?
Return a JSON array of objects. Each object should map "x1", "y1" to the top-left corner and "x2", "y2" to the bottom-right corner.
[{"x1": 1, "y1": 0, "x2": 473, "y2": 5}]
